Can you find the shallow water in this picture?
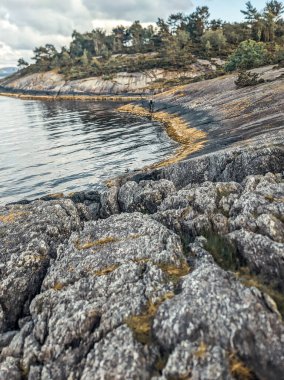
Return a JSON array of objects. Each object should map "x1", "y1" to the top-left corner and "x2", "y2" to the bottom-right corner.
[{"x1": 0, "y1": 97, "x2": 177, "y2": 205}]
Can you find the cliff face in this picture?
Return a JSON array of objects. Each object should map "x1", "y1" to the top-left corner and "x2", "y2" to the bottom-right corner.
[
  {"x1": 0, "y1": 65, "x2": 284, "y2": 379},
  {"x1": 0, "y1": 66, "x2": 206, "y2": 95},
  {"x1": 0, "y1": 59, "x2": 225, "y2": 95}
]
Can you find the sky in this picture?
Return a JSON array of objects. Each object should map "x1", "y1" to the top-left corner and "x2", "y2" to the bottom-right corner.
[{"x1": 0, "y1": 0, "x2": 269, "y2": 67}]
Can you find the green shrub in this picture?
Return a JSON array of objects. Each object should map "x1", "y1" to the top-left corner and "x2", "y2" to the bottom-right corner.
[
  {"x1": 235, "y1": 70, "x2": 265, "y2": 88},
  {"x1": 225, "y1": 40, "x2": 269, "y2": 71}
]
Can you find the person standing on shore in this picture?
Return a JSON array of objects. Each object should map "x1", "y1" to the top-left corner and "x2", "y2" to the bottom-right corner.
[{"x1": 149, "y1": 99, "x2": 154, "y2": 113}]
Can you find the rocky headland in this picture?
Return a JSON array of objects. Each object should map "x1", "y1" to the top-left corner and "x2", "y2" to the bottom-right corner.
[{"x1": 0, "y1": 65, "x2": 284, "y2": 379}]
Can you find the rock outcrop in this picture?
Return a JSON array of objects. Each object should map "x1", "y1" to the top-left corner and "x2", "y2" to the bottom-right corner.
[
  {"x1": 0, "y1": 138, "x2": 284, "y2": 379},
  {"x1": 0, "y1": 62, "x2": 284, "y2": 379},
  {"x1": 0, "y1": 63, "x2": 212, "y2": 96}
]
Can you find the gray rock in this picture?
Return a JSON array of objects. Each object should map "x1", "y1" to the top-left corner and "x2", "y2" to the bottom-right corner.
[
  {"x1": 153, "y1": 242, "x2": 284, "y2": 380},
  {"x1": 0, "y1": 160, "x2": 284, "y2": 380},
  {"x1": 99, "y1": 186, "x2": 120, "y2": 218},
  {"x1": 228, "y1": 229, "x2": 284, "y2": 289},
  {"x1": 118, "y1": 180, "x2": 175, "y2": 214},
  {"x1": 81, "y1": 325, "x2": 152, "y2": 380},
  {"x1": 0, "y1": 356, "x2": 21, "y2": 380},
  {"x1": 7, "y1": 213, "x2": 187, "y2": 378},
  {"x1": 0, "y1": 199, "x2": 80, "y2": 333},
  {"x1": 126, "y1": 145, "x2": 284, "y2": 190}
]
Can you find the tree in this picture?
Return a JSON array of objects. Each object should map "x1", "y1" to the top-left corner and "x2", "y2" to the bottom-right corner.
[
  {"x1": 79, "y1": 49, "x2": 90, "y2": 66},
  {"x1": 58, "y1": 47, "x2": 72, "y2": 67},
  {"x1": 210, "y1": 19, "x2": 223, "y2": 31},
  {"x1": 263, "y1": 0, "x2": 284, "y2": 41},
  {"x1": 241, "y1": 1, "x2": 260, "y2": 22},
  {"x1": 17, "y1": 58, "x2": 29, "y2": 69},
  {"x1": 167, "y1": 13, "x2": 184, "y2": 33},
  {"x1": 201, "y1": 30, "x2": 227, "y2": 54},
  {"x1": 32, "y1": 44, "x2": 58, "y2": 70},
  {"x1": 185, "y1": 6, "x2": 210, "y2": 42},
  {"x1": 225, "y1": 40, "x2": 269, "y2": 71},
  {"x1": 159, "y1": 29, "x2": 193, "y2": 68},
  {"x1": 241, "y1": 1, "x2": 263, "y2": 41},
  {"x1": 265, "y1": 0, "x2": 284, "y2": 20},
  {"x1": 112, "y1": 26, "x2": 128, "y2": 53},
  {"x1": 129, "y1": 21, "x2": 144, "y2": 52}
]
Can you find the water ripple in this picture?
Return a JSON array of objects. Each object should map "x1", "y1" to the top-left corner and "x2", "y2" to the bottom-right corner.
[{"x1": 0, "y1": 97, "x2": 177, "y2": 205}]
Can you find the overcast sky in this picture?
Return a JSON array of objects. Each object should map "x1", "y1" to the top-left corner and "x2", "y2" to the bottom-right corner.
[{"x1": 0, "y1": 0, "x2": 268, "y2": 67}]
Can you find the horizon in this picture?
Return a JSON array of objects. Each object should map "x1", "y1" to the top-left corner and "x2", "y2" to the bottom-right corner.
[{"x1": 0, "y1": 0, "x2": 272, "y2": 67}]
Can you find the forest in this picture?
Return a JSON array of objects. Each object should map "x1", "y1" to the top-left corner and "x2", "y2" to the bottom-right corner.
[{"x1": 17, "y1": 1, "x2": 284, "y2": 80}]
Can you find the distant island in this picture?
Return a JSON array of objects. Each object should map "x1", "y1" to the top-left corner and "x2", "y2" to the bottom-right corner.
[{"x1": 0, "y1": 67, "x2": 17, "y2": 78}]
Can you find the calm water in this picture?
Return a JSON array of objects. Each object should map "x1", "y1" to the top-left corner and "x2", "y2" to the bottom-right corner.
[{"x1": 0, "y1": 96, "x2": 177, "y2": 205}]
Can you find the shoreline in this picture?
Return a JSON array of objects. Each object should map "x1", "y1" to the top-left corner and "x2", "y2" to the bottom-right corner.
[
  {"x1": 0, "y1": 86, "x2": 208, "y2": 196},
  {"x1": 0, "y1": 67, "x2": 283, "y2": 379},
  {"x1": 0, "y1": 91, "x2": 141, "y2": 102},
  {"x1": 1, "y1": 64, "x2": 283, "y2": 203},
  {"x1": 118, "y1": 104, "x2": 207, "y2": 169}
]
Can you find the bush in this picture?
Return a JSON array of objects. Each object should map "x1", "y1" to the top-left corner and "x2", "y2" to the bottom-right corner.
[
  {"x1": 235, "y1": 70, "x2": 265, "y2": 88},
  {"x1": 225, "y1": 40, "x2": 269, "y2": 71}
]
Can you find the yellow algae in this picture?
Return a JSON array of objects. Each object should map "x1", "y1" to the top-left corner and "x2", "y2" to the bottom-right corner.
[
  {"x1": 158, "y1": 261, "x2": 190, "y2": 282},
  {"x1": 194, "y1": 341, "x2": 208, "y2": 359},
  {"x1": 77, "y1": 233, "x2": 143, "y2": 251},
  {"x1": 52, "y1": 282, "x2": 65, "y2": 291},
  {"x1": 77, "y1": 236, "x2": 119, "y2": 250},
  {"x1": 46, "y1": 192, "x2": 64, "y2": 199},
  {"x1": 126, "y1": 292, "x2": 174, "y2": 344},
  {"x1": 229, "y1": 353, "x2": 254, "y2": 380},
  {"x1": 0, "y1": 211, "x2": 27, "y2": 224},
  {"x1": 118, "y1": 104, "x2": 207, "y2": 168},
  {"x1": 94, "y1": 264, "x2": 120, "y2": 277},
  {"x1": 0, "y1": 92, "x2": 142, "y2": 102}
]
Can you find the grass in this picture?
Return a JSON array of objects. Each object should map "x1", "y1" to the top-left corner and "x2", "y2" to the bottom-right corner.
[
  {"x1": 76, "y1": 234, "x2": 143, "y2": 251},
  {"x1": 236, "y1": 268, "x2": 284, "y2": 318},
  {"x1": 204, "y1": 232, "x2": 239, "y2": 271},
  {"x1": 265, "y1": 195, "x2": 284, "y2": 203},
  {"x1": 157, "y1": 261, "x2": 190, "y2": 284},
  {"x1": 126, "y1": 292, "x2": 174, "y2": 345},
  {"x1": 94, "y1": 264, "x2": 119, "y2": 277},
  {"x1": 194, "y1": 341, "x2": 208, "y2": 359},
  {"x1": 229, "y1": 353, "x2": 256, "y2": 380},
  {"x1": 77, "y1": 236, "x2": 119, "y2": 250}
]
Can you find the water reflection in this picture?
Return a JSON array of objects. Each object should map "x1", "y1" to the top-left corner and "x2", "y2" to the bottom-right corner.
[{"x1": 0, "y1": 97, "x2": 177, "y2": 205}]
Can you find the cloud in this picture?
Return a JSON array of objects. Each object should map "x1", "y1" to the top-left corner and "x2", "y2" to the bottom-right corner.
[
  {"x1": 83, "y1": 0, "x2": 193, "y2": 22},
  {"x1": 0, "y1": 0, "x2": 195, "y2": 67}
]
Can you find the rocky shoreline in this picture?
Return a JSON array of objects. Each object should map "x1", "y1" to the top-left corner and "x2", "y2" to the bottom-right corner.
[{"x1": 0, "y1": 66, "x2": 284, "y2": 379}]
